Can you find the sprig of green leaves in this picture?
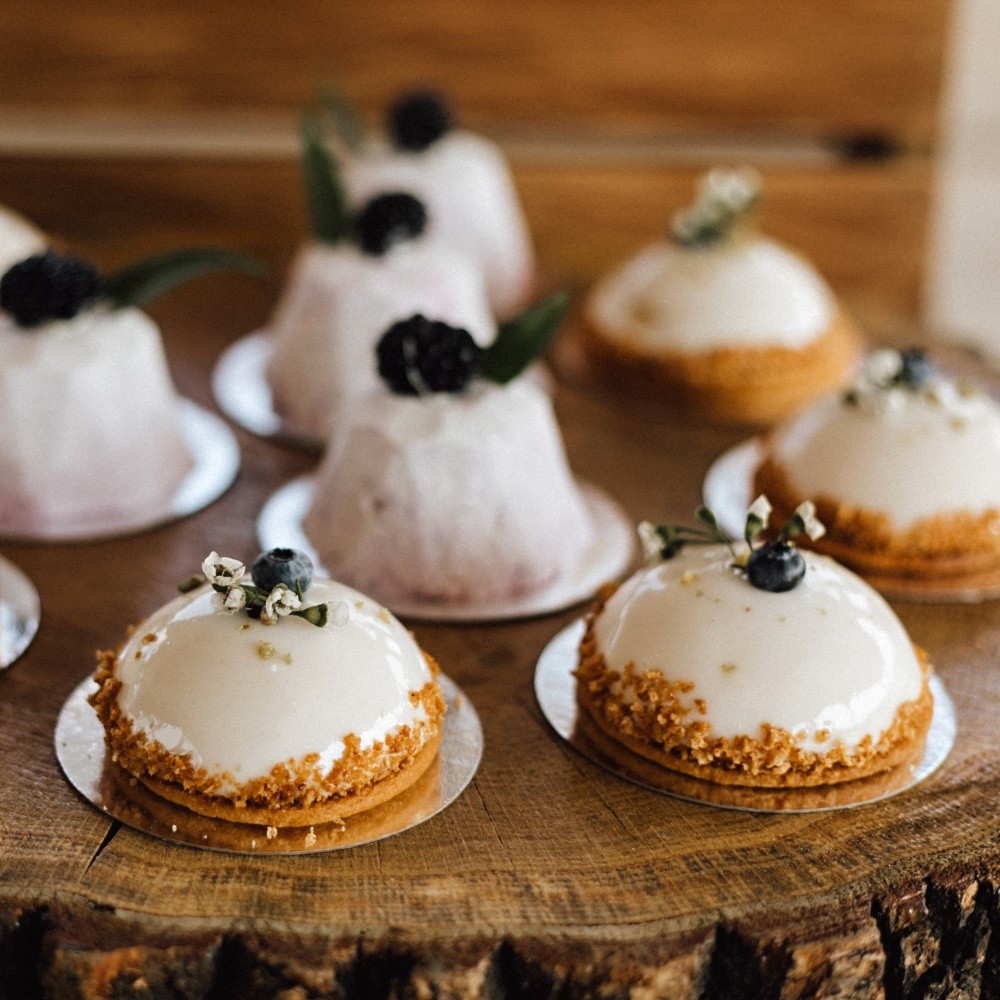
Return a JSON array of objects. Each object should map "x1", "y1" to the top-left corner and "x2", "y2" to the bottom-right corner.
[{"x1": 480, "y1": 292, "x2": 568, "y2": 385}]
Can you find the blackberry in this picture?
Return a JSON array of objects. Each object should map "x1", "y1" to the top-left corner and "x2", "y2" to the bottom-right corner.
[
  {"x1": 897, "y1": 348, "x2": 934, "y2": 389},
  {"x1": 354, "y1": 193, "x2": 427, "y2": 255},
  {"x1": 376, "y1": 315, "x2": 482, "y2": 395},
  {"x1": 1, "y1": 250, "x2": 102, "y2": 328},
  {"x1": 251, "y1": 548, "x2": 314, "y2": 594},
  {"x1": 388, "y1": 91, "x2": 452, "y2": 151},
  {"x1": 745, "y1": 541, "x2": 806, "y2": 593}
]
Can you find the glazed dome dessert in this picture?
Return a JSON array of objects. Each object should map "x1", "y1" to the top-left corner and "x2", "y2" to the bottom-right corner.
[
  {"x1": 582, "y1": 169, "x2": 862, "y2": 425},
  {"x1": 340, "y1": 90, "x2": 536, "y2": 319},
  {"x1": 266, "y1": 119, "x2": 495, "y2": 440},
  {"x1": 0, "y1": 204, "x2": 45, "y2": 274},
  {"x1": 755, "y1": 348, "x2": 1000, "y2": 587},
  {"x1": 302, "y1": 298, "x2": 595, "y2": 606},
  {"x1": 0, "y1": 248, "x2": 254, "y2": 536},
  {"x1": 576, "y1": 501, "x2": 933, "y2": 787},
  {"x1": 90, "y1": 549, "x2": 446, "y2": 827}
]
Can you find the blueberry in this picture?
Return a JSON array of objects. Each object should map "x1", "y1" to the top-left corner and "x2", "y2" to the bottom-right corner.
[
  {"x1": 376, "y1": 315, "x2": 482, "y2": 395},
  {"x1": 745, "y1": 541, "x2": 806, "y2": 593},
  {"x1": 897, "y1": 348, "x2": 934, "y2": 389},
  {"x1": 251, "y1": 548, "x2": 313, "y2": 594},
  {"x1": 1, "y1": 250, "x2": 102, "y2": 328},
  {"x1": 354, "y1": 192, "x2": 427, "y2": 256},
  {"x1": 388, "y1": 91, "x2": 452, "y2": 151}
]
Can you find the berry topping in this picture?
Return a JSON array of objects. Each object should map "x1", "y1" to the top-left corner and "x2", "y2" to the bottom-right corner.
[
  {"x1": 376, "y1": 315, "x2": 482, "y2": 395},
  {"x1": 354, "y1": 193, "x2": 428, "y2": 255},
  {"x1": 897, "y1": 348, "x2": 934, "y2": 389},
  {"x1": 388, "y1": 91, "x2": 452, "y2": 151},
  {"x1": 745, "y1": 541, "x2": 806, "y2": 593},
  {"x1": 1, "y1": 250, "x2": 102, "y2": 328},
  {"x1": 251, "y1": 548, "x2": 314, "y2": 595}
]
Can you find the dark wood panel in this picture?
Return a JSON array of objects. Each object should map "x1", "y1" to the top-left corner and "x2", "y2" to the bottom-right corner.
[{"x1": 0, "y1": 0, "x2": 951, "y2": 146}]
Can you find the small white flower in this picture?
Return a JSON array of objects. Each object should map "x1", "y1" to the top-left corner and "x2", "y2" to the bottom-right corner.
[
  {"x1": 264, "y1": 584, "x2": 301, "y2": 623},
  {"x1": 330, "y1": 600, "x2": 351, "y2": 627},
  {"x1": 638, "y1": 521, "x2": 663, "y2": 562},
  {"x1": 702, "y1": 167, "x2": 761, "y2": 214},
  {"x1": 746, "y1": 495, "x2": 773, "y2": 528},
  {"x1": 862, "y1": 349, "x2": 903, "y2": 387},
  {"x1": 223, "y1": 587, "x2": 247, "y2": 613},
  {"x1": 794, "y1": 501, "x2": 826, "y2": 541},
  {"x1": 201, "y1": 551, "x2": 245, "y2": 588}
]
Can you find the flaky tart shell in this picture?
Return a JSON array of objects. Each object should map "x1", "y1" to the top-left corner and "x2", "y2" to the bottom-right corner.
[
  {"x1": 578, "y1": 308, "x2": 863, "y2": 426},
  {"x1": 574, "y1": 587, "x2": 933, "y2": 789},
  {"x1": 755, "y1": 455, "x2": 1000, "y2": 582},
  {"x1": 89, "y1": 646, "x2": 447, "y2": 828}
]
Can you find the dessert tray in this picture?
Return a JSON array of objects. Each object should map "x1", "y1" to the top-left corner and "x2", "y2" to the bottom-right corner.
[
  {"x1": 257, "y1": 475, "x2": 635, "y2": 622},
  {"x1": 0, "y1": 555, "x2": 40, "y2": 668},
  {"x1": 535, "y1": 619, "x2": 956, "y2": 813},
  {"x1": 703, "y1": 438, "x2": 1000, "y2": 604},
  {"x1": 55, "y1": 672, "x2": 482, "y2": 855},
  {"x1": 212, "y1": 329, "x2": 325, "y2": 452},
  {"x1": 0, "y1": 399, "x2": 240, "y2": 543}
]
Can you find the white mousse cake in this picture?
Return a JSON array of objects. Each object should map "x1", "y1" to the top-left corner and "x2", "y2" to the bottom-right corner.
[
  {"x1": 756, "y1": 348, "x2": 1000, "y2": 582},
  {"x1": 0, "y1": 305, "x2": 192, "y2": 534},
  {"x1": 577, "y1": 527, "x2": 932, "y2": 788},
  {"x1": 342, "y1": 91, "x2": 536, "y2": 319},
  {"x1": 90, "y1": 550, "x2": 446, "y2": 826},
  {"x1": 266, "y1": 236, "x2": 494, "y2": 440},
  {"x1": 0, "y1": 206, "x2": 45, "y2": 274},
  {"x1": 304, "y1": 378, "x2": 595, "y2": 605},
  {"x1": 582, "y1": 169, "x2": 861, "y2": 424}
]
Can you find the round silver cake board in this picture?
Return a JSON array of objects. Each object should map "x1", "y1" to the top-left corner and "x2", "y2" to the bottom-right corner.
[
  {"x1": 0, "y1": 556, "x2": 40, "y2": 668},
  {"x1": 55, "y1": 672, "x2": 482, "y2": 855},
  {"x1": 0, "y1": 399, "x2": 240, "y2": 543},
  {"x1": 257, "y1": 475, "x2": 635, "y2": 622},
  {"x1": 702, "y1": 438, "x2": 1000, "y2": 603},
  {"x1": 535, "y1": 619, "x2": 956, "y2": 814},
  {"x1": 211, "y1": 330, "x2": 324, "y2": 452}
]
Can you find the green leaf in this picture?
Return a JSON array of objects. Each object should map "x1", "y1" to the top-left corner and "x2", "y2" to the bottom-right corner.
[
  {"x1": 299, "y1": 112, "x2": 350, "y2": 244},
  {"x1": 103, "y1": 249, "x2": 263, "y2": 309},
  {"x1": 318, "y1": 80, "x2": 366, "y2": 152},
  {"x1": 294, "y1": 603, "x2": 329, "y2": 627},
  {"x1": 480, "y1": 292, "x2": 569, "y2": 385}
]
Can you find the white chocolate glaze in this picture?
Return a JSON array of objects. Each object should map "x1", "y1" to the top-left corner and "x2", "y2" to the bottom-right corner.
[
  {"x1": 0, "y1": 205, "x2": 45, "y2": 275},
  {"x1": 770, "y1": 383, "x2": 1000, "y2": 528},
  {"x1": 266, "y1": 238, "x2": 495, "y2": 439},
  {"x1": 304, "y1": 379, "x2": 595, "y2": 605},
  {"x1": 344, "y1": 131, "x2": 536, "y2": 318},
  {"x1": 114, "y1": 579, "x2": 436, "y2": 790},
  {"x1": 594, "y1": 545, "x2": 923, "y2": 753},
  {"x1": 586, "y1": 237, "x2": 835, "y2": 352},
  {"x1": 0, "y1": 307, "x2": 192, "y2": 532}
]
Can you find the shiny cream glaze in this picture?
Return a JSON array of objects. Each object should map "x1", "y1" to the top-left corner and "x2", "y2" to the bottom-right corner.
[
  {"x1": 304, "y1": 379, "x2": 595, "y2": 604},
  {"x1": 266, "y1": 238, "x2": 495, "y2": 439},
  {"x1": 114, "y1": 579, "x2": 436, "y2": 790},
  {"x1": 343, "y1": 131, "x2": 536, "y2": 319},
  {"x1": 0, "y1": 307, "x2": 192, "y2": 531},
  {"x1": 0, "y1": 205, "x2": 45, "y2": 274},
  {"x1": 770, "y1": 385, "x2": 1000, "y2": 528},
  {"x1": 593, "y1": 545, "x2": 923, "y2": 753},
  {"x1": 586, "y1": 237, "x2": 834, "y2": 352}
]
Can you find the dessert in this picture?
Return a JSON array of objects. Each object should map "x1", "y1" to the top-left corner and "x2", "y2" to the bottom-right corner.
[
  {"x1": 0, "y1": 204, "x2": 45, "y2": 274},
  {"x1": 338, "y1": 90, "x2": 537, "y2": 319},
  {"x1": 302, "y1": 296, "x2": 597, "y2": 606},
  {"x1": 576, "y1": 500, "x2": 933, "y2": 788},
  {"x1": 266, "y1": 117, "x2": 495, "y2": 440},
  {"x1": 582, "y1": 168, "x2": 862, "y2": 425},
  {"x1": 89, "y1": 548, "x2": 446, "y2": 827},
  {"x1": 754, "y1": 347, "x2": 1000, "y2": 587},
  {"x1": 0, "y1": 248, "x2": 256, "y2": 536}
]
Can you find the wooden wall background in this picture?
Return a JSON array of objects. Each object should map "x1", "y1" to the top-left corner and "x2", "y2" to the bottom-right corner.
[{"x1": 0, "y1": 0, "x2": 954, "y2": 335}]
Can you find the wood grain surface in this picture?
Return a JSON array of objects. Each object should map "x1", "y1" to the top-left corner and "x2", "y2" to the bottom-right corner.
[
  {"x1": 0, "y1": 0, "x2": 950, "y2": 148},
  {"x1": 1, "y1": 231, "x2": 1000, "y2": 998}
]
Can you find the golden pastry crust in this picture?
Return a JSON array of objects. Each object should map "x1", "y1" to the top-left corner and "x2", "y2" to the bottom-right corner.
[
  {"x1": 89, "y1": 647, "x2": 446, "y2": 827},
  {"x1": 579, "y1": 308, "x2": 863, "y2": 426},
  {"x1": 574, "y1": 591, "x2": 934, "y2": 789},
  {"x1": 755, "y1": 455, "x2": 1000, "y2": 580}
]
